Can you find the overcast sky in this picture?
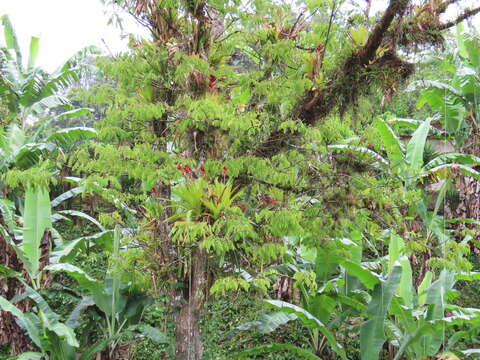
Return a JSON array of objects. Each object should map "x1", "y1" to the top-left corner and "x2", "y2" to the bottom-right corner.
[
  {"x1": 0, "y1": 0, "x2": 147, "y2": 72},
  {"x1": 0, "y1": 0, "x2": 478, "y2": 72}
]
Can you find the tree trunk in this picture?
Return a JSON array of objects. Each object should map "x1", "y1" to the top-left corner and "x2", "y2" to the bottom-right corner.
[
  {"x1": 456, "y1": 134, "x2": 480, "y2": 242},
  {"x1": 175, "y1": 248, "x2": 207, "y2": 360},
  {"x1": 151, "y1": 182, "x2": 207, "y2": 360}
]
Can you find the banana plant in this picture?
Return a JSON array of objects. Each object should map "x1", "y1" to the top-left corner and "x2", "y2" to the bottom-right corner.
[
  {"x1": 0, "y1": 186, "x2": 52, "y2": 288},
  {"x1": 0, "y1": 120, "x2": 97, "y2": 173},
  {"x1": 330, "y1": 117, "x2": 480, "y2": 187},
  {"x1": 360, "y1": 231, "x2": 480, "y2": 360},
  {"x1": 233, "y1": 296, "x2": 347, "y2": 360},
  {"x1": 407, "y1": 24, "x2": 480, "y2": 147},
  {"x1": 0, "y1": 284, "x2": 79, "y2": 360},
  {"x1": 45, "y1": 227, "x2": 171, "y2": 359},
  {"x1": 234, "y1": 237, "x2": 378, "y2": 359},
  {"x1": 0, "y1": 186, "x2": 81, "y2": 359},
  {"x1": 0, "y1": 270, "x2": 165, "y2": 360},
  {"x1": 0, "y1": 15, "x2": 100, "y2": 128},
  {"x1": 0, "y1": 182, "x2": 112, "y2": 286},
  {"x1": 1, "y1": 185, "x2": 110, "y2": 260},
  {"x1": 360, "y1": 263, "x2": 403, "y2": 360},
  {"x1": 0, "y1": 190, "x2": 165, "y2": 359},
  {"x1": 383, "y1": 240, "x2": 479, "y2": 359},
  {"x1": 386, "y1": 270, "x2": 458, "y2": 360}
]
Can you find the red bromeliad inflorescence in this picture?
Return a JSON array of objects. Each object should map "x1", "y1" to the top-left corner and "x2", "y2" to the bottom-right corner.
[{"x1": 208, "y1": 75, "x2": 217, "y2": 89}]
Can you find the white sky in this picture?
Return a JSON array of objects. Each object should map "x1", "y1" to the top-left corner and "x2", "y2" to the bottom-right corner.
[
  {"x1": 0, "y1": 0, "x2": 478, "y2": 72},
  {"x1": 0, "y1": 0, "x2": 147, "y2": 72}
]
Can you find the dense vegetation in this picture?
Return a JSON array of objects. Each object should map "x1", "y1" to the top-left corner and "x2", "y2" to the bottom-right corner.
[{"x1": 2, "y1": 0, "x2": 480, "y2": 359}]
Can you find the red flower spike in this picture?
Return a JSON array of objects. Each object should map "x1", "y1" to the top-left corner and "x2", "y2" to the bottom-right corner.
[
  {"x1": 315, "y1": 43, "x2": 324, "y2": 53},
  {"x1": 132, "y1": 43, "x2": 141, "y2": 48},
  {"x1": 200, "y1": 165, "x2": 206, "y2": 176},
  {"x1": 184, "y1": 164, "x2": 192, "y2": 174},
  {"x1": 208, "y1": 75, "x2": 217, "y2": 89},
  {"x1": 177, "y1": 164, "x2": 183, "y2": 172},
  {"x1": 267, "y1": 198, "x2": 277, "y2": 205},
  {"x1": 223, "y1": 165, "x2": 228, "y2": 175}
]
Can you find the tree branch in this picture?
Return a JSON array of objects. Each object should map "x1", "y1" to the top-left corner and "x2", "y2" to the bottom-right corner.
[
  {"x1": 438, "y1": 0, "x2": 460, "y2": 14},
  {"x1": 253, "y1": 0, "x2": 409, "y2": 157},
  {"x1": 436, "y1": 6, "x2": 480, "y2": 30},
  {"x1": 358, "y1": 0, "x2": 408, "y2": 64}
]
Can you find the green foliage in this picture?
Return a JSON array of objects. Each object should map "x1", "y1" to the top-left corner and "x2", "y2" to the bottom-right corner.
[
  {"x1": 360, "y1": 265, "x2": 402, "y2": 360},
  {"x1": 5, "y1": 3, "x2": 480, "y2": 360},
  {"x1": 0, "y1": 15, "x2": 100, "y2": 127}
]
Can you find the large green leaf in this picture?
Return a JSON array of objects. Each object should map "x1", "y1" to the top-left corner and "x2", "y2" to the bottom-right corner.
[
  {"x1": 55, "y1": 108, "x2": 93, "y2": 120},
  {"x1": 418, "y1": 271, "x2": 433, "y2": 307},
  {"x1": 46, "y1": 263, "x2": 125, "y2": 318},
  {"x1": 50, "y1": 230, "x2": 113, "y2": 264},
  {"x1": 22, "y1": 186, "x2": 52, "y2": 278},
  {"x1": 28, "y1": 36, "x2": 40, "y2": 69},
  {"x1": 131, "y1": 324, "x2": 170, "y2": 343},
  {"x1": 15, "y1": 142, "x2": 57, "y2": 169},
  {"x1": 1, "y1": 15, "x2": 22, "y2": 64},
  {"x1": 387, "y1": 233, "x2": 413, "y2": 307},
  {"x1": 123, "y1": 294, "x2": 152, "y2": 324},
  {"x1": 264, "y1": 300, "x2": 323, "y2": 329},
  {"x1": 410, "y1": 80, "x2": 464, "y2": 100},
  {"x1": 398, "y1": 257, "x2": 413, "y2": 308},
  {"x1": 424, "y1": 163, "x2": 480, "y2": 182},
  {"x1": 457, "y1": 24, "x2": 480, "y2": 67},
  {"x1": 57, "y1": 209, "x2": 104, "y2": 230},
  {"x1": 23, "y1": 286, "x2": 79, "y2": 349},
  {"x1": 308, "y1": 294, "x2": 337, "y2": 324},
  {"x1": 388, "y1": 118, "x2": 443, "y2": 137},
  {"x1": 328, "y1": 144, "x2": 388, "y2": 169},
  {"x1": 0, "y1": 296, "x2": 42, "y2": 348},
  {"x1": 405, "y1": 118, "x2": 431, "y2": 181},
  {"x1": 51, "y1": 186, "x2": 85, "y2": 207},
  {"x1": 236, "y1": 311, "x2": 297, "y2": 334},
  {"x1": 66, "y1": 296, "x2": 95, "y2": 328},
  {"x1": 421, "y1": 270, "x2": 456, "y2": 356},
  {"x1": 264, "y1": 300, "x2": 346, "y2": 359},
  {"x1": 360, "y1": 264, "x2": 402, "y2": 360},
  {"x1": 24, "y1": 286, "x2": 61, "y2": 323},
  {"x1": 423, "y1": 153, "x2": 480, "y2": 172},
  {"x1": 388, "y1": 232, "x2": 404, "y2": 272},
  {"x1": 44, "y1": 263, "x2": 101, "y2": 294},
  {"x1": 392, "y1": 321, "x2": 437, "y2": 360},
  {"x1": 47, "y1": 127, "x2": 97, "y2": 149},
  {"x1": 462, "y1": 349, "x2": 480, "y2": 357},
  {"x1": 415, "y1": 85, "x2": 466, "y2": 135},
  {"x1": 340, "y1": 260, "x2": 379, "y2": 290},
  {"x1": 374, "y1": 118, "x2": 405, "y2": 170}
]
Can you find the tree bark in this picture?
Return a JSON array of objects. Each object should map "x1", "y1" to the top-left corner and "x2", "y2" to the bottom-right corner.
[
  {"x1": 175, "y1": 248, "x2": 207, "y2": 360},
  {"x1": 151, "y1": 174, "x2": 208, "y2": 359},
  {"x1": 0, "y1": 220, "x2": 34, "y2": 355},
  {"x1": 455, "y1": 131, "x2": 480, "y2": 241}
]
